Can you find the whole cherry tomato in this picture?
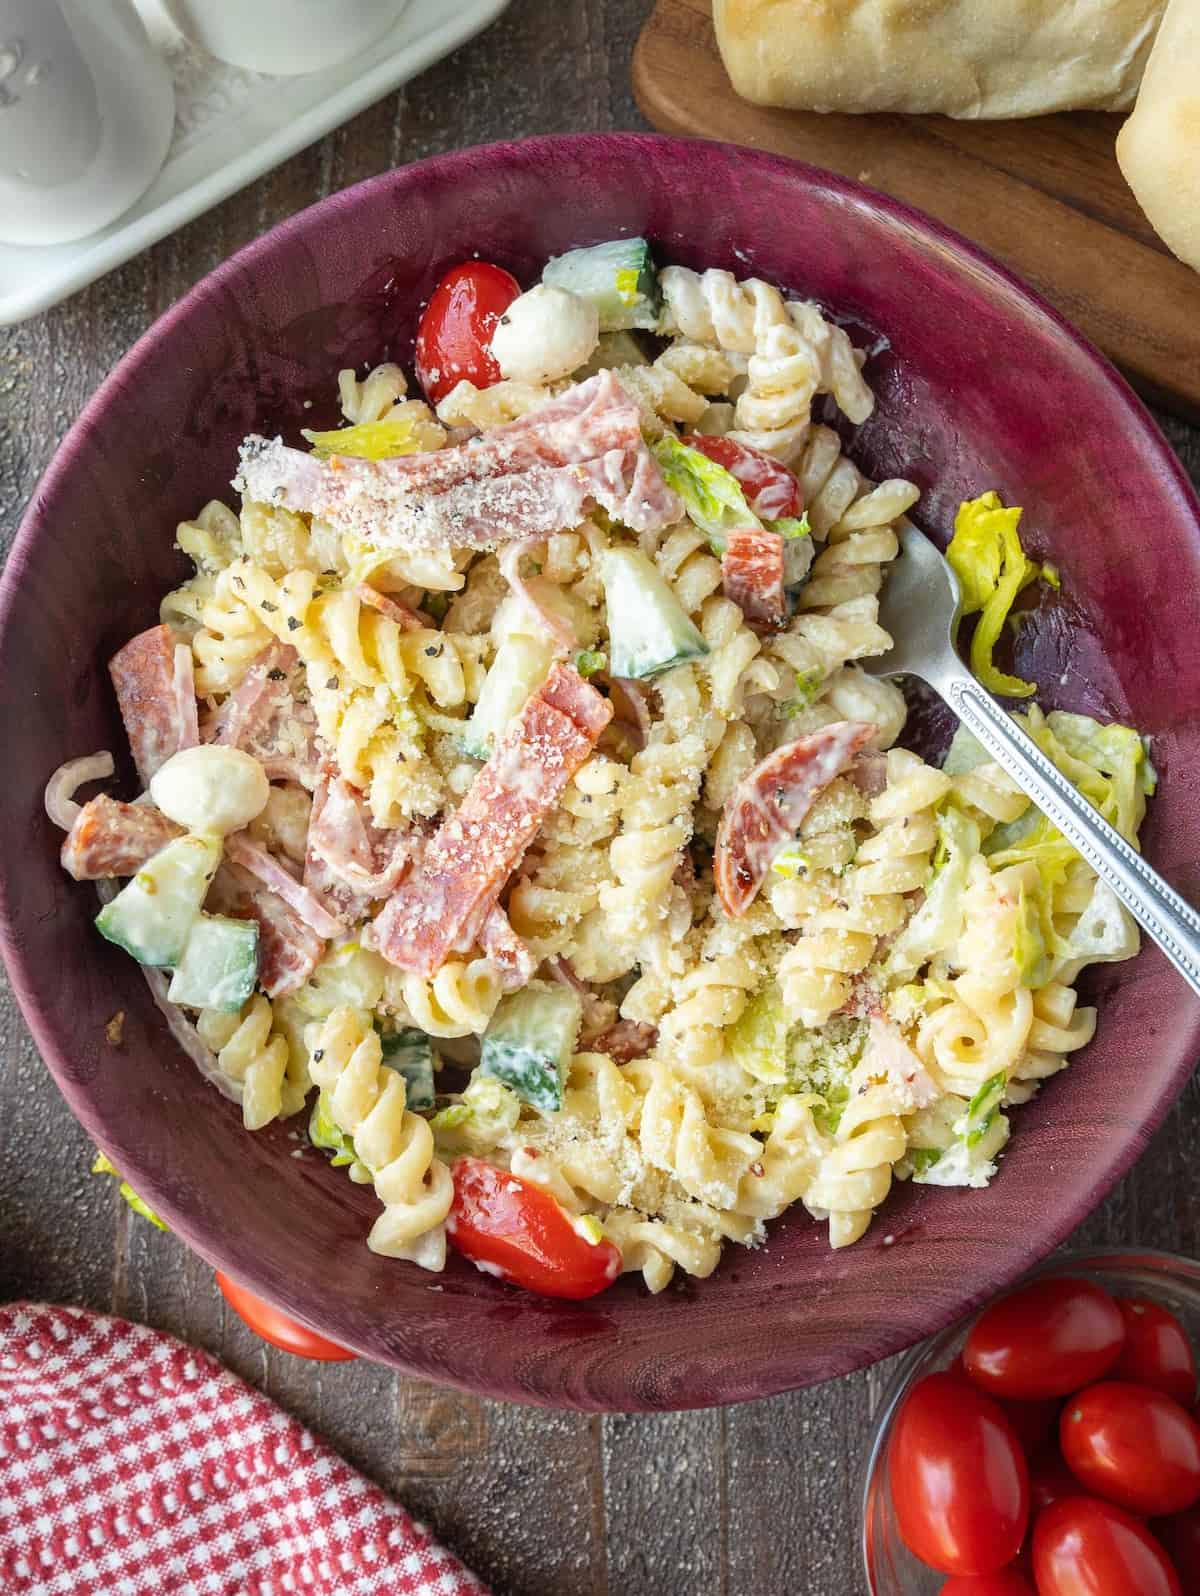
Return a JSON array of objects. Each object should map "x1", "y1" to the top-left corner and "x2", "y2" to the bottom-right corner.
[
  {"x1": 414, "y1": 261, "x2": 520, "y2": 404},
  {"x1": 215, "y1": 1272, "x2": 356, "y2": 1361},
  {"x1": 965, "y1": 1278, "x2": 1125, "y2": 1400},
  {"x1": 1156, "y1": 1502, "x2": 1200, "y2": 1587},
  {"x1": 1034, "y1": 1496, "x2": 1182, "y2": 1596},
  {"x1": 1029, "y1": 1448, "x2": 1085, "y2": 1515},
  {"x1": 1113, "y1": 1298, "x2": 1197, "y2": 1404},
  {"x1": 939, "y1": 1572, "x2": 1034, "y2": 1595},
  {"x1": 1001, "y1": 1396, "x2": 1063, "y2": 1457},
  {"x1": 447, "y1": 1157, "x2": 622, "y2": 1300},
  {"x1": 1060, "y1": 1381, "x2": 1200, "y2": 1516},
  {"x1": 889, "y1": 1371, "x2": 1029, "y2": 1575},
  {"x1": 687, "y1": 433, "x2": 802, "y2": 520}
]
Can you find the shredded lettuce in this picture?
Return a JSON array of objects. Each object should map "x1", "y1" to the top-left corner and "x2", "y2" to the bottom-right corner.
[
  {"x1": 908, "y1": 1146, "x2": 944, "y2": 1177},
  {"x1": 960, "y1": 1070, "x2": 1007, "y2": 1148},
  {"x1": 302, "y1": 410, "x2": 439, "y2": 460},
  {"x1": 886, "y1": 803, "x2": 981, "y2": 980},
  {"x1": 779, "y1": 667, "x2": 823, "y2": 720},
  {"x1": 308, "y1": 1093, "x2": 360, "y2": 1170},
  {"x1": 92, "y1": 1152, "x2": 167, "y2": 1230},
  {"x1": 770, "y1": 513, "x2": 811, "y2": 542},
  {"x1": 430, "y1": 1074, "x2": 522, "y2": 1152},
  {"x1": 651, "y1": 434, "x2": 760, "y2": 550},
  {"x1": 771, "y1": 842, "x2": 812, "y2": 879},
  {"x1": 574, "y1": 648, "x2": 607, "y2": 678},
  {"x1": 728, "y1": 985, "x2": 790, "y2": 1084},
  {"x1": 946, "y1": 491, "x2": 1050, "y2": 698}
]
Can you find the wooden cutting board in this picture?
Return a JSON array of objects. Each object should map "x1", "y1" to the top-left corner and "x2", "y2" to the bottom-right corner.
[{"x1": 633, "y1": 0, "x2": 1200, "y2": 419}]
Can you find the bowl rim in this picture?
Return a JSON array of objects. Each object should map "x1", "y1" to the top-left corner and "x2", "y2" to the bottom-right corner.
[{"x1": 3, "y1": 132, "x2": 1200, "y2": 1410}]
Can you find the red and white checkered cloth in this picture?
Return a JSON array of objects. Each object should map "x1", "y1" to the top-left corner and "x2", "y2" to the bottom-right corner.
[{"x1": 0, "y1": 1302, "x2": 489, "y2": 1596}]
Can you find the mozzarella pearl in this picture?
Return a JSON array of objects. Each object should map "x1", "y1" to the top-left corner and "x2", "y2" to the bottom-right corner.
[
  {"x1": 150, "y1": 745, "x2": 270, "y2": 835},
  {"x1": 490, "y1": 284, "x2": 599, "y2": 385}
]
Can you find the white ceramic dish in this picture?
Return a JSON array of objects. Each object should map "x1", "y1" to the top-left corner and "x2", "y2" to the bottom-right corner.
[{"x1": 0, "y1": 0, "x2": 510, "y2": 325}]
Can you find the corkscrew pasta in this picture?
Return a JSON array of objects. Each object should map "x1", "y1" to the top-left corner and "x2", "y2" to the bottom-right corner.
[{"x1": 54, "y1": 243, "x2": 1152, "y2": 1294}]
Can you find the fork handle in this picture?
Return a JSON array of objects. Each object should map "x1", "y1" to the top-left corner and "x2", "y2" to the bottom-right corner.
[{"x1": 943, "y1": 672, "x2": 1200, "y2": 998}]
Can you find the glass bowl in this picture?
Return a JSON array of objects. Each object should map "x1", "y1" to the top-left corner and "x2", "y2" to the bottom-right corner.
[{"x1": 861, "y1": 1247, "x2": 1200, "y2": 1593}]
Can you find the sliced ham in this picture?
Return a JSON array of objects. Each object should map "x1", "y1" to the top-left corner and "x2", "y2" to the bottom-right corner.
[
  {"x1": 588, "y1": 1019, "x2": 658, "y2": 1064},
  {"x1": 208, "y1": 861, "x2": 325, "y2": 999},
  {"x1": 205, "y1": 641, "x2": 319, "y2": 788},
  {"x1": 60, "y1": 795, "x2": 184, "y2": 881},
  {"x1": 235, "y1": 372, "x2": 682, "y2": 553},
  {"x1": 223, "y1": 832, "x2": 342, "y2": 941},
  {"x1": 356, "y1": 584, "x2": 432, "y2": 631},
  {"x1": 497, "y1": 542, "x2": 576, "y2": 652},
  {"x1": 371, "y1": 664, "x2": 612, "y2": 977},
  {"x1": 714, "y1": 720, "x2": 877, "y2": 917},
  {"x1": 303, "y1": 770, "x2": 417, "y2": 924},
  {"x1": 722, "y1": 527, "x2": 787, "y2": 634},
  {"x1": 479, "y1": 904, "x2": 535, "y2": 992},
  {"x1": 109, "y1": 625, "x2": 197, "y2": 786},
  {"x1": 863, "y1": 1015, "x2": 940, "y2": 1110}
]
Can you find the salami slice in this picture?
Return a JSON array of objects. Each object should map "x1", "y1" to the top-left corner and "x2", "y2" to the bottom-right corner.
[
  {"x1": 479, "y1": 905, "x2": 535, "y2": 992},
  {"x1": 721, "y1": 527, "x2": 787, "y2": 633},
  {"x1": 60, "y1": 796, "x2": 183, "y2": 881},
  {"x1": 587, "y1": 1019, "x2": 658, "y2": 1064},
  {"x1": 372, "y1": 664, "x2": 612, "y2": 976},
  {"x1": 714, "y1": 720, "x2": 877, "y2": 917},
  {"x1": 109, "y1": 626, "x2": 197, "y2": 786},
  {"x1": 208, "y1": 862, "x2": 325, "y2": 999}
]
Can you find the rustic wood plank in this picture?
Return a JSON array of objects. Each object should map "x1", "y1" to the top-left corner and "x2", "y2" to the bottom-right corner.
[
  {"x1": 633, "y1": 0, "x2": 1200, "y2": 418},
  {"x1": 3, "y1": 3, "x2": 1200, "y2": 1592}
]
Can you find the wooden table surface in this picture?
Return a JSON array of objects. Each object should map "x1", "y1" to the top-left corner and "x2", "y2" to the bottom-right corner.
[{"x1": 3, "y1": 3, "x2": 1200, "y2": 1591}]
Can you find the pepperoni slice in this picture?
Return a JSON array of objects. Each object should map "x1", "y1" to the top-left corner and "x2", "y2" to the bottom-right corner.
[
  {"x1": 714, "y1": 720, "x2": 877, "y2": 917},
  {"x1": 60, "y1": 795, "x2": 183, "y2": 881},
  {"x1": 479, "y1": 904, "x2": 535, "y2": 991},
  {"x1": 355, "y1": 584, "x2": 432, "y2": 631},
  {"x1": 372, "y1": 664, "x2": 612, "y2": 976},
  {"x1": 109, "y1": 625, "x2": 196, "y2": 786},
  {"x1": 721, "y1": 527, "x2": 787, "y2": 633}
]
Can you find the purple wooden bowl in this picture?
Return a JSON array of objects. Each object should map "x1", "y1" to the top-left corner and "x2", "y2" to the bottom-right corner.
[{"x1": 2, "y1": 134, "x2": 1199, "y2": 1411}]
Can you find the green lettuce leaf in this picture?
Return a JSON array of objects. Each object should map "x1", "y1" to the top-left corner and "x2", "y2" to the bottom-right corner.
[
  {"x1": 728, "y1": 985, "x2": 790, "y2": 1084},
  {"x1": 92, "y1": 1152, "x2": 167, "y2": 1231},
  {"x1": 886, "y1": 802, "x2": 981, "y2": 980},
  {"x1": 302, "y1": 412, "x2": 436, "y2": 460},
  {"x1": 651, "y1": 434, "x2": 760, "y2": 551}
]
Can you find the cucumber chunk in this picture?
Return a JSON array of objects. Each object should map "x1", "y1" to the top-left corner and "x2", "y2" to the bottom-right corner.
[
  {"x1": 461, "y1": 634, "x2": 555, "y2": 760},
  {"x1": 600, "y1": 546, "x2": 708, "y2": 680},
  {"x1": 380, "y1": 1027, "x2": 437, "y2": 1112},
  {"x1": 95, "y1": 833, "x2": 222, "y2": 967},
  {"x1": 572, "y1": 330, "x2": 651, "y2": 381},
  {"x1": 543, "y1": 239, "x2": 660, "y2": 331},
  {"x1": 479, "y1": 981, "x2": 581, "y2": 1113},
  {"x1": 167, "y1": 913, "x2": 258, "y2": 1011}
]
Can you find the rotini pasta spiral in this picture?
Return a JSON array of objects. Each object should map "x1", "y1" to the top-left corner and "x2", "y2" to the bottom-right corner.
[
  {"x1": 603, "y1": 1206, "x2": 723, "y2": 1294},
  {"x1": 197, "y1": 995, "x2": 302, "y2": 1131},
  {"x1": 385, "y1": 958, "x2": 503, "y2": 1039},
  {"x1": 639, "y1": 1060, "x2": 762, "y2": 1210},
  {"x1": 804, "y1": 1079, "x2": 907, "y2": 1248},
  {"x1": 309, "y1": 1007, "x2": 452, "y2": 1267}
]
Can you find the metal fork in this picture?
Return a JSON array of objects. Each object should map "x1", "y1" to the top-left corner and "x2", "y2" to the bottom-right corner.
[{"x1": 867, "y1": 519, "x2": 1200, "y2": 997}]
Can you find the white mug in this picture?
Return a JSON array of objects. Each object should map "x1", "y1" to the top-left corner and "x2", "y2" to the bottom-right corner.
[
  {"x1": 0, "y1": 0, "x2": 174, "y2": 248},
  {"x1": 159, "y1": 0, "x2": 407, "y2": 76}
]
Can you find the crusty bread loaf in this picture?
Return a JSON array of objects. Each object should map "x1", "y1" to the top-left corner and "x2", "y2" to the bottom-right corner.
[
  {"x1": 714, "y1": 0, "x2": 1165, "y2": 118},
  {"x1": 1117, "y1": 0, "x2": 1200, "y2": 273}
]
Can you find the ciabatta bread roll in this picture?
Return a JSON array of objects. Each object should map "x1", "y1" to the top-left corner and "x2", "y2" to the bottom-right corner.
[
  {"x1": 1116, "y1": 0, "x2": 1200, "y2": 272},
  {"x1": 714, "y1": 0, "x2": 1165, "y2": 118}
]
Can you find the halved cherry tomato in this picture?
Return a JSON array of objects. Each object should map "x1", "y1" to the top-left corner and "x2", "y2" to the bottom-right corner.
[
  {"x1": 1029, "y1": 1448, "x2": 1085, "y2": 1514},
  {"x1": 447, "y1": 1157, "x2": 622, "y2": 1301},
  {"x1": 215, "y1": 1271, "x2": 356, "y2": 1361},
  {"x1": 939, "y1": 1572, "x2": 1034, "y2": 1595},
  {"x1": 1155, "y1": 1502, "x2": 1200, "y2": 1586},
  {"x1": 1113, "y1": 1298, "x2": 1197, "y2": 1404},
  {"x1": 687, "y1": 434, "x2": 802, "y2": 520},
  {"x1": 965, "y1": 1278, "x2": 1125, "y2": 1400},
  {"x1": 890, "y1": 1371, "x2": 1029, "y2": 1575},
  {"x1": 415, "y1": 261, "x2": 520, "y2": 404},
  {"x1": 1060, "y1": 1381, "x2": 1200, "y2": 1516},
  {"x1": 1001, "y1": 1396, "x2": 1063, "y2": 1457},
  {"x1": 1034, "y1": 1496, "x2": 1182, "y2": 1596}
]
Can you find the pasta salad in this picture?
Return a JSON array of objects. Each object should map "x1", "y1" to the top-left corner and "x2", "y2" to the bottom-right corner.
[{"x1": 47, "y1": 243, "x2": 1153, "y2": 1299}]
